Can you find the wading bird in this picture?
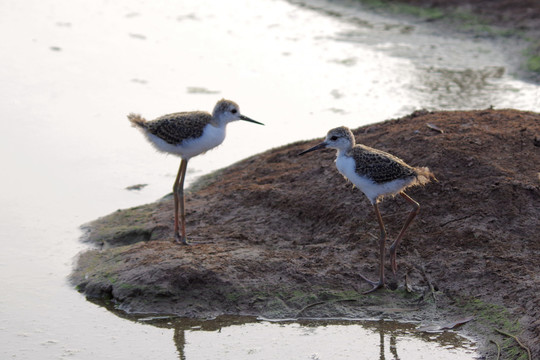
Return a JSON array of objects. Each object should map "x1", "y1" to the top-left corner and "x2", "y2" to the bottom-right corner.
[
  {"x1": 299, "y1": 126, "x2": 434, "y2": 293},
  {"x1": 129, "y1": 99, "x2": 263, "y2": 244}
]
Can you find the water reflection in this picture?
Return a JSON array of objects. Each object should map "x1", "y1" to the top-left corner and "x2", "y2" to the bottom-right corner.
[
  {"x1": 169, "y1": 318, "x2": 476, "y2": 359},
  {"x1": 95, "y1": 300, "x2": 476, "y2": 359}
]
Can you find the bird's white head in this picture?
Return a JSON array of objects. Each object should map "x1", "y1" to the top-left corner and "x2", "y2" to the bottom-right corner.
[
  {"x1": 323, "y1": 126, "x2": 355, "y2": 151},
  {"x1": 212, "y1": 99, "x2": 263, "y2": 126},
  {"x1": 299, "y1": 126, "x2": 355, "y2": 155}
]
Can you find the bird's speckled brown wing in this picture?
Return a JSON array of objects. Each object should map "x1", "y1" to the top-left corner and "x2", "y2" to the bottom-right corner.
[
  {"x1": 145, "y1": 111, "x2": 212, "y2": 145},
  {"x1": 348, "y1": 145, "x2": 416, "y2": 183}
]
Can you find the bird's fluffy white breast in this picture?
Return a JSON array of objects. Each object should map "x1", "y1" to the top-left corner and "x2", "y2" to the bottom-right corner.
[
  {"x1": 144, "y1": 124, "x2": 226, "y2": 160},
  {"x1": 335, "y1": 152, "x2": 413, "y2": 204}
]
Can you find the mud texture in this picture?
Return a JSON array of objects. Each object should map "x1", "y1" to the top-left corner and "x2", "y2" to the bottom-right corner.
[
  {"x1": 394, "y1": 0, "x2": 540, "y2": 29},
  {"x1": 72, "y1": 109, "x2": 539, "y2": 358},
  {"x1": 370, "y1": 0, "x2": 540, "y2": 81}
]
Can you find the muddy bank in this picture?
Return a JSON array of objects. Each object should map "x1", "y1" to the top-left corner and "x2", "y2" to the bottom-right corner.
[
  {"x1": 72, "y1": 109, "x2": 539, "y2": 358},
  {"x1": 354, "y1": 0, "x2": 540, "y2": 80},
  {"x1": 386, "y1": 0, "x2": 540, "y2": 31}
]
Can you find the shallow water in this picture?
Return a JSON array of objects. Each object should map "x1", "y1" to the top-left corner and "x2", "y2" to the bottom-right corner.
[
  {"x1": 1, "y1": 0, "x2": 538, "y2": 358},
  {"x1": 100, "y1": 310, "x2": 477, "y2": 360}
]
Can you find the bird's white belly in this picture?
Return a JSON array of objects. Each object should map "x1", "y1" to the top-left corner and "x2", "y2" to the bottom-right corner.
[
  {"x1": 335, "y1": 154, "x2": 411, "y2": 204},
  {"x1": 147, "y1": 124, "x2": 226, "y2": 160}
]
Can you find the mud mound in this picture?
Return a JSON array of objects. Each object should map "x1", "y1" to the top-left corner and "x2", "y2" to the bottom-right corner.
[{"x1": 72, "y1": 109, "x2": 539, "y2": 358}]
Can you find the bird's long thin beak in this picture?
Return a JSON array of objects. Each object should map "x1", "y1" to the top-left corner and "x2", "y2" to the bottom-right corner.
[
  {"x1": 239, "y1": 114, "x2": 264, "y2": 125},
  {"x1": 298, "y1": 142, "x2": 327, "y2": 156}
]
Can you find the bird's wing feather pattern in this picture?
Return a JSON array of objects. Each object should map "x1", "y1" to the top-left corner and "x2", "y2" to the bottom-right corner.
[
  {"x1": 349, "y1": 145, "x2": 416, "y2": 183},
  {"x1": 146, "y1": 111, "x2": 212, "y2": 145}
]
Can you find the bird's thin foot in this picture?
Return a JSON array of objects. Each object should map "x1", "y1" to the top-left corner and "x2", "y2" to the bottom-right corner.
[
  {"x1": 359, "y1": 274, "x2": 385, "y2": 294},
  {"x1": 174, "y1": 234, "x2": 189, "y2": 245}
]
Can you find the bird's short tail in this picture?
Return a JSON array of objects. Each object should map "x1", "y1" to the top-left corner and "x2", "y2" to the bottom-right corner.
[
  {"x1": 128, "y1": 113, "x2": 147, "y2": 128},
  {"x1": 415, "y1": 166, "x2": 437, "y2": 185}
]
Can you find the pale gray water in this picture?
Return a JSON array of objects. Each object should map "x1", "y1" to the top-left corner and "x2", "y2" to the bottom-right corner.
[
  {"x1": 1, "y1": 0, "x2": 538, "y2": 358},
  {"x1": 129, "y1": 315, "x2": 477, "y2": 359}
]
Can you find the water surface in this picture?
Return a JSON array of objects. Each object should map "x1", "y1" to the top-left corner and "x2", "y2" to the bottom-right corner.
[{"x1": 118, "y1": 313, "x2": 478, "y2": 360}]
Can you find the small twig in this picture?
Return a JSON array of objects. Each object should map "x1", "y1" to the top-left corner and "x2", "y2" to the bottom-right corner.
[
  {"x1": 367, "y1": 232, "x2": 379, "y2": 241},
  {"x1": 494, "y1": 328, "x2": 532, "y2": 360},
  {"x1": 296, "y1": 298, "x2": 359, "y2": 317},
  {"x1": 439, "y1": 214, "x2": 473, "y2": 227},
  {"x1": 489, "y1": 339, "x2": 501, "y2": 360},
  {"x1": 419, "y1": 264, "x2": 436, "y2": 303},
  {"x1": 426, "y1": 123, "x2": 444, "y2": 134},
  {"x1": 296, "y1": 301, "x2": 325, "y2": 317},
  {"x1": 405, "y1": 272, "x2": 413, "y2": 293}
]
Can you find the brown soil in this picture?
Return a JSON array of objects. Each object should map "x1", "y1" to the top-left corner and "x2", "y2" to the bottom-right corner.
[{"x1": 72, "y1": 109, "x2": 540, "y2": 358}]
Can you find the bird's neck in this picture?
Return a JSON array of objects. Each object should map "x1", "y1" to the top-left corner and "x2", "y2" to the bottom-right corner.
[
  {"x1": 336, "y1": 146, "x2": 352, "y2": 157},
  {"x1": 210, "y1": 118, "x2": 227, "y2": 128}
]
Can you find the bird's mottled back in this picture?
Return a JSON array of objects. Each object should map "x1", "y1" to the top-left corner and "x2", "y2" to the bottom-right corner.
[
  {"x1": 145, "y1": 111, "x2": 212, "y2": 145},
  {"x1": 346, "y1": 145, "x2": 416, "y2": 183}
]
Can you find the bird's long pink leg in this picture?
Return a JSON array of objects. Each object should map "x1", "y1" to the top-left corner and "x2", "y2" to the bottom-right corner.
[
  {"x1": 173, "y1": 159, "x2": 189, "y2": 245},
  {"x1": 389, "y1": 192, "x2": 419, "y2": 273},
  {"x1": 360, "y1": 202, "x2": 386, "y2": 294}
]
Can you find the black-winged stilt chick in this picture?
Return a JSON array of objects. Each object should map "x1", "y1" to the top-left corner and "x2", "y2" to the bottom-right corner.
[
  {"x1": 299, "y1": 126, "x2": 434, "y2": 293},
  {"x1": 129, "y1": 99, "x2": 263, "y2": 245}
]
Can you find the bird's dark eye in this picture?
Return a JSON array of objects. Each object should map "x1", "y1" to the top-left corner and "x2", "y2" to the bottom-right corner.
[
  {"x1": 330, "y1": 136, "x2": 338, "y2": 141},
  {"x1": 231, "y1": 109, "x2": 237, "y2": 114}
]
